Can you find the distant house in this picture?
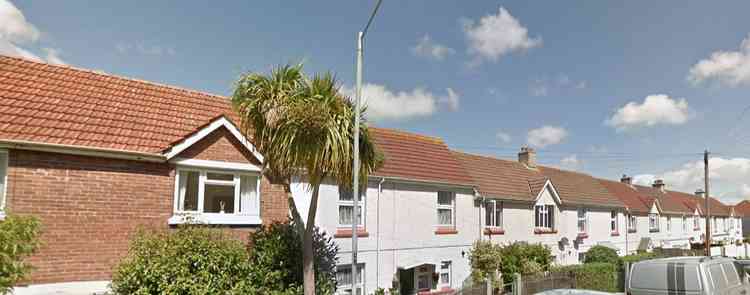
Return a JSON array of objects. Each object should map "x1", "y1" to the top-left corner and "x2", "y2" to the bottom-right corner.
[
  {"x1": 733, "y1": 200, "x2": 750, "y2": 237},
  {"x1": 0, "y1": 55, "x2": 289, "y2": 293}
]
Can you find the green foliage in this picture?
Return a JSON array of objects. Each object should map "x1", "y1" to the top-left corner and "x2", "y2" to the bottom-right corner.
[
  {"x1": 620, "y1": 252, "x2": 661, "y2": 265},
  {"x1": 552, "y1": 263, "x2": 620, "y2": 292},
  {"x1": 584, "y1": 245, "x2": 619, "y2": 265},
  {"x1": 372, "y1": 287, "x2": 399, "y2": 295},
  {"x1": 0, "y1": 214, "x2": 41, "y2": 294},
  {"x1": 498, "y1": 242, "x2": 552, "y2": 284},
  {"x1": 110, "y1": 226, "x2": 254, "y2": 295},
  {"x1": 248, "y1": 221, "x2": 338, "y2": 294},
  {"x1": 468, "y1": 240, "x2": 503, "y2": 288}
]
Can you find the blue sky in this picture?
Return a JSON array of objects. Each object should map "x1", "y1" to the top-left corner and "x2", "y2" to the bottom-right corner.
[{"x1": 4, "y1": 1, "x2": 750, "y2": 203}]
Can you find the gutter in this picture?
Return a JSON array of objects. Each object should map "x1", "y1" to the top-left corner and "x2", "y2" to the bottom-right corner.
[
  {"x1": 369, "y1": 175, "x2": 475, "y2": 190},
  {"x1": 0, "y1": 139, "x2": 165, "y2": 163}
]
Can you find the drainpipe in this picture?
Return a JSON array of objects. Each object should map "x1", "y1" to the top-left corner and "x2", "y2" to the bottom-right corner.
[{"x1": 376, "y1": 177, "x2": 386, "y2": 289}]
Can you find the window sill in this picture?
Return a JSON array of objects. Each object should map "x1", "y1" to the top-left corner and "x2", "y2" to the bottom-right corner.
[
  {"x1": 484, "y1": 227, "x2": 505, "y2": 235},
  {"x1": 611, "y1": 232, "x2": 620, "y2": 237},
  {"x1": 418, "y1": 288, "x2": 455, "y2": 295},
  {"x1": 649, "y1": 229, "x2": 660, "y2": 233},
  {"x1": 534, "y1": 228, "x2": 557, "y2": 234},
  {"x1": 577, "y1": 233, "x2": 589, "y2": 239},
  {"x1": 435, "y1": 227, "x2": 458, "y2": 235},
  {"x1": 628, "y1": 229, "x2": 637, "y2": 233},
  {"x1": 168, "y1": 213, "x2": 262, "y2": 225},
  {"x1": 334, "y1": 228, "x2": 369, "y2": 238}
]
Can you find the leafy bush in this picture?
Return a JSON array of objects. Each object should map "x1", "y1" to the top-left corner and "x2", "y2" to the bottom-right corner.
[
  {"x1": 111, "y1": 226, "x2": 254, "y2": 295},
  {"x1": 553, "y1": 263, "x2": 620, "y2": 292},
  {"x1": 498, "y1": 242, "x2": 552, "y2": 284},
  {"x1": 584, "y1": 245, "x2": 619, "y2": 265},
  {"x1": 0, "y1": 214, "x2": 41, "y2": 293},
  {"x1": 468, "y1": 240, "x2": 503, "y2": 287},
  {"x1": 620, "y1": 252, "x2": 661, "y2": 266},
  {"x1": 248, "y1": 221, "x2": 338, "y2": 294}
]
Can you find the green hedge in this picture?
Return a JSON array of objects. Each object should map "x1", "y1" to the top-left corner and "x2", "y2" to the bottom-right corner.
[
  {"x1": 552, "y1": 263, "x2": 620, "y2": 292},
  {"x1": 0, "y1": 214, "x2": 42, "y2": 294}
]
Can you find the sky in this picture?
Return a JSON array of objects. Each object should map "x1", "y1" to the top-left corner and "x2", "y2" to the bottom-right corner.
[{"x1": 3, "y1": 1, "x2": 750, "y2": 204}]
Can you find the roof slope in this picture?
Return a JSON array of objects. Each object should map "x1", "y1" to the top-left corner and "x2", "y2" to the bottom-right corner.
[
  {"x1": 0, "y1": 55, "x2": 234, "y2": 154},
  {"x1": 537, "y1": 166, "x2": 624, "y2": 207},
  {"x1": 634, "y1": 185, "x2": 693, "y2": 214},
  {"x1": 370, "y1": 128, "x2": 474, "y2": 186},
  {"x1": 598, "y1": 179, "x2": 651, "y2": 214},
  {"x1": 451, "y1": 151, "x2": 540, "y2": 201},
  {"x1": 735, "y1": 200, "x2": 750, "y2": 217}
]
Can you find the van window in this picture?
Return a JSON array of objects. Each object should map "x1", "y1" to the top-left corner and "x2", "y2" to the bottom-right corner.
[
  {"x1": 722, "y1": 263, "x2": 741, "y2": 286},
  {"x1": 709, "y1": 264, "x2": 729, "y2": 290},
  {"x1": 630, "y1": 263, "x2": 701, "y2": 291}
]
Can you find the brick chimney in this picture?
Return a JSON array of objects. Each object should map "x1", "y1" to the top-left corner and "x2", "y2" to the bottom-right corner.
[
  {"x1": 518, "y1": 146, "x2": 537, "y2": 169},
  {"x1": 695, "y1": 189, "x2": 705, "y2": 198},
  {"x1": 652, "y1": 179, "x2": 665, "y2": 192},
  {"x1": 620, "y1": 174, "x2": 632, "y2": 185}
]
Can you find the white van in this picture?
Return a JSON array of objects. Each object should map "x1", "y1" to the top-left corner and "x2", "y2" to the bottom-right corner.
[{"x1": 628, "y1": 257, "x2": 749, "y2": 295}]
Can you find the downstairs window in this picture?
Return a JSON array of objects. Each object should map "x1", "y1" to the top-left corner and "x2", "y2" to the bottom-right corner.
[{"x1": 171, "y1": 168, "x2": 261, "y2": 225}]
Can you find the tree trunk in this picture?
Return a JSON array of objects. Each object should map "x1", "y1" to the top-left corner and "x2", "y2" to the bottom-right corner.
[{"x1": 303, "y1": 184, "x2": 321, "y2": 295}]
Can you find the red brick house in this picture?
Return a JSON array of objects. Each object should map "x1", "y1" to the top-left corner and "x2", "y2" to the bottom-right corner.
[{"x1": 0, "y1": 55, "x2": 289, "y2": 291}]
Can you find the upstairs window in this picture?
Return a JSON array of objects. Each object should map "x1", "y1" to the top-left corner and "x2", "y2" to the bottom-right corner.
[
  {"x1": 611, "y1": 211, "x2": 619, "y2": 233},
  {"x1": 649, "y1": 213, "x2": 660, "y2": 232},
  {"x1": 0, "y1": 150, "x2": 6, "y2": 217},
  {"x1": 682, "y1": 215, "x2": 687, "y2": 232},
  {"x1": 723, "y1": 217, "x2": 728, "y2": 232},
  {"x1": 484, "y1": 200, "x2": 503, "y2": 228},
  {"x1": 437, "y1": 191, "x2": 455, "y2": 226},
  {"x1": 666, "y1": 216, "x2": 672, "y2": 233},
  {"x1": 535, "y1": 205, "x2": 555, "y2": 230},
  {"x1": 712, "y1": 217, "x2": 718, "y2": 233},
  {"x1": 628, "y1": 215, "x2": 637, "y2": 232},
  {"x1": 577, "y1": 208, "x2": 588, "y2": 234},
  {"x1": 694, "y1": 215, "x2": 700, "y2": 231},
  {"x1": 339, "y1": 187, "x2": 365, "y2": 227}
]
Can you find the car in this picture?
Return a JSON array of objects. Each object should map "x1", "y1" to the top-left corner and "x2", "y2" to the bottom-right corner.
[{"x1": 628, "y1": 256, "x2": 750, "y2": 295}]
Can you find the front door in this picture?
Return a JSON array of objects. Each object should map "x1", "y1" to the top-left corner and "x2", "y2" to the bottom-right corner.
[{"x1": 400, "y1": 268, "x2": 414, "y2": 295}]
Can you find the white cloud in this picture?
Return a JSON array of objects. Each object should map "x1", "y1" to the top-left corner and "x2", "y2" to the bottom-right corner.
[
  {"x1": 116, "y1": 42, "x2": 176, "y2": 56},
  {"x1": 530, "y1": 75, "x2": 586, "y2": 97},
  {"x1": 411, "y1": 34, "x2": 455, "y2": 61},
  {"x1": 605, "y1": 94, "x2": 690, "y2": 131},
  {"x1": 560, "y1": 154, "x2": 580, "y2": 170},
  {"x1": 688, "y1": 34, "x2": 750, "y2": 87},
  {"x1": 633, "y1": 157, "x2": 750, "y2": 204},
  {"x1": 495, "y1": 131, "x2": 512, "y2": 144},
  {"x1": 0, "y1": 1, "x2": 67, "y2": 64},
  {"x1": 527, "y1": 125, "x2": 567, "y2": 148},
  {"x1": 462, "y1": 6, "x2": 541, "y2": 64},
  {"x1": 341, "y1": 84, "x2": 460, "y2": 121}
]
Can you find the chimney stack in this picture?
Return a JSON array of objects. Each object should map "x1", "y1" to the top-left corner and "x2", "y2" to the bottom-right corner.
[
  {"x1": 695, "y1": 189, "x2": 705, "y2": 198},
  {"x1": 518, "y1": 146, "x2": 537, "y2": 169},
  {"x1": 652, "y1": 179, "x2": 665, "y2": 192},
  {"x1": 620, "y1": 174, "x2": 632, "y2": 185}
]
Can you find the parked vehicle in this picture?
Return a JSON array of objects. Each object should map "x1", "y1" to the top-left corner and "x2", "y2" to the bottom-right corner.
[{"x1": 628, "y1": 256, "x2": 750, "y2": 295}]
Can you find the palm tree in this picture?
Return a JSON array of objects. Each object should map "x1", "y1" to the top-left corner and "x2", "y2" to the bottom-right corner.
[{"x1": 232, "y1": 64, "x2": 381, "y2": 295}]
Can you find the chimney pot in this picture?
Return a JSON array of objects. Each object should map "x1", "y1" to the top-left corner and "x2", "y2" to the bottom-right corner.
[
  {"x1": 518, "y1": 146, "x2": 537, "y2": 168},
  {"x1": 620, "y1": 174, "x2": 632, "y2": 185},
  {"x1": 652, "y1": 179, "x2": 665, "y2": 192},
  {"x1": 695, "y1": 189, "x2": 705, "y2": 198}
]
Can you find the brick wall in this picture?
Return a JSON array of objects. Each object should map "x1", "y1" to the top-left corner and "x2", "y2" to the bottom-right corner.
[
  {"x1": 176, "y1": 126, "x2": 261, "y2": 165},
  {"x1": 4, "y1": 129, "x2": 288, "y2": 284}
]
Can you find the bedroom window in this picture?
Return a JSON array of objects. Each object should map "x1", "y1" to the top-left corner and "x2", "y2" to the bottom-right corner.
[
  {"x1": 535, "y1": 205, "x2": 554, "y2": 230},
  {"x1": 649, "y1": 213, "x2": 659, "y2": 232},
  {"x1": 611, "y1": 211, "x2": 619, "y2": 233},
  {"x1": 172, "y1": 168, "x2": 260, "y2": 224},
  {"x1": 339, "y1": 187, "x2": 365, "y2": 227},
  {"x1": 484, "y1": 200, "x2": 503, "y2": 228},
  {"x1": 437, "y1": 191, "x2": 455, "y2": 226},
  {"x1": 577, "y1": 208, "x2": 588, "y2": 234}
]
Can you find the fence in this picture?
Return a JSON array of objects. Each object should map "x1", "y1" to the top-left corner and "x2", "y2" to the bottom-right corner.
[{"x1": 517, "y1": 272, "x2": 576, "y2": 295}]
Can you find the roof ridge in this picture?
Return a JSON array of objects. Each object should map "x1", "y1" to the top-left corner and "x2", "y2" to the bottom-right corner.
[
  {"x1": 371, "y1": 127, "x2": 445, "y2": 144},
  {"x1": 0, "y1": 54, "x2": 228, "y2": 100}
]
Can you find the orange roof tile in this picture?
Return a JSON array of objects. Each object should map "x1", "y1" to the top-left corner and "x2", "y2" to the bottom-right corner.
[
  {"x1": 451, "y1": 151, "x2": 539, "y2": 201},
  {"x1": 537, "y1": 166, "x2": 624, "y2": 207},
  {"x1": 735, "y1": 200, "x2": 750, "y2": 217},
  {"x1": 598, "y1": 179, "x2": 651, "y2": 214}
]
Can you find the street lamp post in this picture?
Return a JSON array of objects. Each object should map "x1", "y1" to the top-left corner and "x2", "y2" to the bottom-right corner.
[{"x1": 353, "y1": 0, "x2": 383, "y2": 292}]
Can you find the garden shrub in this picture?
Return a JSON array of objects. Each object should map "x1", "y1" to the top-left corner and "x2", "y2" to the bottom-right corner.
[
  {"x1": 584, "y1": 245, "x2": 619, "y2": 265},
  {"x1": 248, "y1": 221, "x2": 338, "y2": 295},
  {"x1": 110, "y1": 225, "x2": 254, "y2": 295},
  {"x1": 620, "y1": 252, "x2": 661, "y2": 266},
  {"x1": 553, "y1": 263, "x2": 620, "y2": 292},
  {"x1": 0, "y1": 214, "x2": 41, "y2": 294},
  {"x1": 498, "y1": 242, "x2": 552, "y2": 283},
  {"x1": 468, "y1": 240, "x2": 503, "y2": 287}
]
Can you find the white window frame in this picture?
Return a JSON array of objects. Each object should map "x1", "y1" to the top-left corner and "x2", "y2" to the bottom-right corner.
[
  {"x1": 577, "y1": 208, "x2": 588, "y2": 234},
  {"x1": 439, "y1": 261, "x2": 452, "y2": 288},
  {"x1": 336, "y1": 264, "x2": 364, "y2": 295},
  {"x1": 338, "y1": 187, "x2": 365, "y2": 228},
  {"x1": 713, "y1": 217, "x2": 718, "y2": 233},
  {"x1": 723, "y1": 217, "x2": 728, "y2": 232},
  {"x1": 535, "y1": 205, "x2": 554, "y2": 230},
  {"x1": 682, "y1": 215, "x2": 687, "y2": 232},
  {"x1": 649, "y1": 213, "x2": 660, "y2": 232},
  {"x1": 169, "y1": 167, "x2": 262, "y2": 225},
  {"x1": 436, "y1": 191, "x2": 455, "y2": 227},
  {"x1": 611, "y1": 211, "x2": 619, "y2": 233},
  {"x1": 628, "y1": 214, "x2": 637, "y2": 232},
  {"x1": 666, "y1": 216, "x2": 672, "y2": 233},
  {"x1": 484, "y1": 200, "x2": 503, "y2": 228},
  {"x1": 694, "y1": 215, "x2": 700, "y2": 231},
  {"x1": 0, "y1": 149, "x2": 7, "y2": 220}
]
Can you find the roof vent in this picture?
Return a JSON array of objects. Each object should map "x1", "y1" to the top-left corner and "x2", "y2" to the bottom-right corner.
[{"x1": 518, "y1": 146, "x2": 537, "y2": 169}]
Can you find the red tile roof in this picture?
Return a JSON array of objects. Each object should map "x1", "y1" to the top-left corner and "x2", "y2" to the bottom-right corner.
[
  {"x1": 633, "y1": 185, "x2": 693, "y2": 214},
  {"x1": 370, "y1": 128, "x2": 474, "y2": 186},
  {"x1": 0, "y1": 55, "x2": 234, "y2": 154},
  {"x1": 537, "y1": 166, "x2": 624, "y2": 208},
  {"x1": 598, "y1": 179, "x2": 652, "y2": 214},
  {"x1": 735, "y1": 200, "x2": 750, "y2": 217},
  {"x1": 451, "y1": 151, "x2": 540, "y2": 201}
]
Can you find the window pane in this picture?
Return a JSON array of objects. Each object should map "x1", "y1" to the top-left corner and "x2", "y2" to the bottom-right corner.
[
  {"x1": 438, "y1": 191, "x2": 453, "y2": 205},
  {"x1": 535, "y1": 206, "x2": 541, "y2": 227},
  {"x1": 485, "y1": 201, "x2": 493, "y2": 226},
  {"x1": 207, "y1": 172, "x2": 234, "y2": 181},
  {"x1": 495, "y1": 203, "x2": 502, "y2": 227},
  {"x1": 204, "y1": 184, "x2": 235, "y2": 213},
  {"x1": 723, "y1": 263, "x2": 740, "y2": 286},
  {"x1": 339, "y1": 205, "x2": 353, "y2": 225},
  {"x1": 438, "y1": 209, "x2": 452, "y2": 225},
  {"x1": 547, "y1": 206, "x2": 554, "y2": 229},
  {"x1": 339, "y1": 187, "x2": 353, "y2": 201},
  {"x1": 709, "y1": 264, "x2": 728, "y2": 289},
  {"x1": 178, "y1": 171, "x2": 199, "y2": 211},
  {"x1": 239, "y1": 175, "x2": 258, "y2": 214}
]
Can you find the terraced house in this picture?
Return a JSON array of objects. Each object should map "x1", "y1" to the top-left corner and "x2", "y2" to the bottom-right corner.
[{"x1": 0, "y1": 55, "x2": 745, "y2": 295}]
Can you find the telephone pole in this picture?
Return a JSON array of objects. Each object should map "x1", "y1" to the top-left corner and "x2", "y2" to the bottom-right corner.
[{"x1": 704, "y1": 150, "x2": 711, "y2": 256}]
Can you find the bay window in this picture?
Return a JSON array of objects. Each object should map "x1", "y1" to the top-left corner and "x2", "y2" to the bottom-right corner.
[
  {"x1": 339, "y1": 187, "x2": 365, "y2": 227},
  {"x1": 649, "y1": 213, "x2": 659, "y2": 232},
  {"x1": 611, "y1": 211, "x2": 619, "y2": 233},
  {"x1": 577, "y1": 208, "x2": 588, "y2": 234},
  {"x1": 628, "y1": 214, "x2": 637, "y2": 232},
  {"x1": 0, "y1": 150, "x2": 6, "y2": 219},
  {"x1": 535, "y1": 205, "x2": 554, "y2": 230},
  {"x1": 171, "y1": 168, "x2": 260, "y2": 224},
  {"x1": 336, "y1": 264, "x2": 364, "y2": 295},
  {"x1": 437, "y1": 191, "x2": 455, "y2": 226},
  {"x1": 484, "y1": 200, "x2": 503, "y2": 228}
]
